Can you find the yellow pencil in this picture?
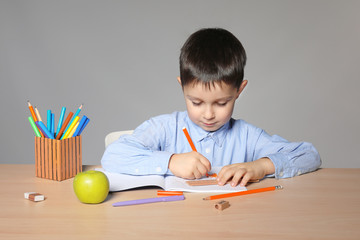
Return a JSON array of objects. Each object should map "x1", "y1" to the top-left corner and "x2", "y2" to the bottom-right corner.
[
  {"x1": 68, "y1": 122, "x2": 79, "y2": 138},
  {"x1": 62, "y1": 116, "x2": 79, "y2": 139}
]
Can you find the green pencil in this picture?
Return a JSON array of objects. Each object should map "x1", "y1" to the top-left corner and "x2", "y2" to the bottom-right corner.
[{"x1": 28, "y1": 116, "x2": 41, "y2": 137}]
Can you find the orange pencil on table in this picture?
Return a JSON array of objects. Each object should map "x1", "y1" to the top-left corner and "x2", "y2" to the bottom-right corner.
[
  {"x1": 157, "y1": 190, "x2": 183, "y2": 196},
  {"x1": 203, "y1": 185, "x2": 283, "y2": 200}
]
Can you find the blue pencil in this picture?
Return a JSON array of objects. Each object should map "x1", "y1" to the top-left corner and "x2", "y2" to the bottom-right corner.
[
  {"x1": 47, "y1": 110, "x2": 52, "y2": 132},
  {"x1": 36, "y1": 121, "x2": 55, "y2": 139},
  {"x1": 56, "y1": 107, "x2": 66, "y2": 135},
  {"x1": 51, "y1": 113, "x2": 55, "y2": 136},
  {"x1": 63, "y1": 104, "x2": 83, "y2": 135},
  {"x1": 73, "y1": 115, "x2": 87, "y2": 137},
  {"x1": 77, "y1": 117, "x2": 89, "y2": 136}
]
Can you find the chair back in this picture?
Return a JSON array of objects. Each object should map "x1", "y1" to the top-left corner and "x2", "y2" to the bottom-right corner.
[{"x1": 105, "y1": 130, "x2": 134, "y2": 148}]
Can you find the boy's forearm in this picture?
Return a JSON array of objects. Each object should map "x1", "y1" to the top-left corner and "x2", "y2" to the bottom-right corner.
[
  {"x1": 101, "y1": 139, "x2": 172, "y2": 175},
  {"x1": 257, "y1": 157, "x2": 275, "y2": 176}
]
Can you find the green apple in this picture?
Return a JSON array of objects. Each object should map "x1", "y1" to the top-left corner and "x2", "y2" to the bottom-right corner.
[{"x1": 73, "y1": 170, "x2": 109, "y2": 204}]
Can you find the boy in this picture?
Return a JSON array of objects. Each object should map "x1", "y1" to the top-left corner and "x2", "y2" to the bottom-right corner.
[{"x1": 101, "y1": 28, "x2": 321, "y2": 187}]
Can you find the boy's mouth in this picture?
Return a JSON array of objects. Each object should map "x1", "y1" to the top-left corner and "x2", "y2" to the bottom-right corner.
[{"x1": 203, "y1": 122, "x2": 216, "y2": 127}]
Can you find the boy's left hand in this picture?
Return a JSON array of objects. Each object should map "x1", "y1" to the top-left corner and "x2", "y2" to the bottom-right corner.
[{"x1": 217, "y1": 158, "x2": 275, "y2": 187}]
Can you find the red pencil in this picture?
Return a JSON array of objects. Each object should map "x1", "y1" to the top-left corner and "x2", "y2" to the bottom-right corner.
[{"x1": 203, "y1": 185, "x2": 284, "y2": 200}]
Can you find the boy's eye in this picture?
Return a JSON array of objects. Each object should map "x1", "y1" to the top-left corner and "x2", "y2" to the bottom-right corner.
[
  {"x1": 217, "y1": 102, "x2": 227, "y2": 106},
  {"x1": 192, "y1": 102, "x2": 201, "y2": 106}
]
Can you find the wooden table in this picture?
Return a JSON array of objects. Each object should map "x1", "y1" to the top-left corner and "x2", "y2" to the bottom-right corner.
[{"x1": 0, "y1": 165, "x2": 359, "y2": 240}]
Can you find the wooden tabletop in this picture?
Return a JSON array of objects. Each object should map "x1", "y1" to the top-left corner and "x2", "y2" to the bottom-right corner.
[{"x1": 0, "y1": 164, "x2": 359, "y2": 240}]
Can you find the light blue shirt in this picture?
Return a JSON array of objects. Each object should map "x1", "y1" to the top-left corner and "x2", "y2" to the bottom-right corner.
[{"x1": 101, "y1": 111, "x2": 321, "y2": 178}]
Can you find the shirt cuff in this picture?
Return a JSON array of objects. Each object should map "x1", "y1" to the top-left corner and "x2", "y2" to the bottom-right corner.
[
  {"x1": 267, "y1": 153, "x2": 292, "y2": 178},
  {"x1": 145, "y1": 150, "x2": 173, "y2": 175}
]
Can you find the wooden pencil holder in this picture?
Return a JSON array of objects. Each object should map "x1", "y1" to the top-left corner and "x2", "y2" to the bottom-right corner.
[{"x1": 34, "y1": 136, "x2": 82, "y2": 181}]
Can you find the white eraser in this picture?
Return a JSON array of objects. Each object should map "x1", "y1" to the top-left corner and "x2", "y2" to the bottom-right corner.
[
  {"x1": 24, "y1": 192, "x2": 37, "y2": 199},
  {"x1": 24, "y1": 192, "x2": 45, "y2": 202}
]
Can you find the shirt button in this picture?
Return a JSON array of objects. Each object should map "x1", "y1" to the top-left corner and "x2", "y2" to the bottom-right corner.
[
  {"x1": 297, "y1": 171, "x2": 302, "y2": 175},
  {"x1": 135, "y1": 169, "x2": 139, "y2": 173},
  {"x1": 156, "y1": 167, "x2": 162, "y2": 173},
  {"x1": 205, "y1": 148, "x2": 211, "y2": 154},
  {"x1": 279, "y1": 171, "x2": 284, "y2": 177}
]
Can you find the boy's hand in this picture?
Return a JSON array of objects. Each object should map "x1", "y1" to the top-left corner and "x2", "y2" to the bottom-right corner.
[
  {"x1": 217, "y1": 158, "x2": 275, "y2": 187},
  {"x1": 168, "y1": 151, "x2": 211, "y2": 179}
]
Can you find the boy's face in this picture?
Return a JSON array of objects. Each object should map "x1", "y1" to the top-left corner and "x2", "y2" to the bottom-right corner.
[{"x1": 179, "y1": 78, "x2": 247, "y2": 132}]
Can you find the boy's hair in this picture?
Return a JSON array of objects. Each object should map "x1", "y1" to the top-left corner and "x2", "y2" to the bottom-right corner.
[{"x1": 179, "y1": 28, "x2": 247, "y2": 90}]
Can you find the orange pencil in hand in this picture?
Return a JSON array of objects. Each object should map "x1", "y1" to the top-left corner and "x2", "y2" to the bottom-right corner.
[
  {"x1": 182, "y1": 127, "x2": 197, "y2": 152},
  {"x1": 182, "y1": 127, "x2": 210, "y2": 177}
]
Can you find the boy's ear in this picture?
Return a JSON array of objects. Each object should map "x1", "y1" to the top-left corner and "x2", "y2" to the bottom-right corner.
[
  {"x1": 177, "y1": 77, "x2": 182, "y2": 85},
  {"x1": 236, "y1": 79, "x2": 248, "y2": 98}
]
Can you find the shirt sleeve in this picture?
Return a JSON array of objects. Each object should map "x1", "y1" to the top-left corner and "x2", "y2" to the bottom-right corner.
[
  {"x1": 101, "y1": 117, "x2": 173, "y2": 175},
  {"x1": 251, "y1": 129, "x2": 321, "y2": 179}
]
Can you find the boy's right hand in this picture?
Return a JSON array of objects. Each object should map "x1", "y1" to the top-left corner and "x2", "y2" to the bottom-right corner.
[{"x1": 168, "y1": 151, "x2": 211, "y2": 179}]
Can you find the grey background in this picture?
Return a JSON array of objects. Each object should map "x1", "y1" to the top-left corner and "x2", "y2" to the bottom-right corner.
[{"x1": 1, "y1": 0, "x2": 359, "y2": 168}]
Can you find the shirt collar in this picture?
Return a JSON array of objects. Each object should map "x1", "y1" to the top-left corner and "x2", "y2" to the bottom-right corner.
[{"x1": 184, "y1": 112, "x2": 231, "y2": 148}]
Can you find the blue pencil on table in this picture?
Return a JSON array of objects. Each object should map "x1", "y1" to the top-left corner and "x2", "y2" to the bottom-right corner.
[{"x1": 56, "y1": 107, "x2": 66, "y2": 135}]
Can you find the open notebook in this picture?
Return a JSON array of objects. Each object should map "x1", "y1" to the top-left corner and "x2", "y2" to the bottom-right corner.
[{"x1": 96, "y1": 167, "x2": 247, "y2": 193}]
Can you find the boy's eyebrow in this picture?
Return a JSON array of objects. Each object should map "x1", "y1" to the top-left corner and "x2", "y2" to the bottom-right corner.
[
  {"x1": 186, "y1": 95, "x2": 200, "y2": 101},
  {"x1": 186, "y1": 95, "x2": 234, "y2": 102}
]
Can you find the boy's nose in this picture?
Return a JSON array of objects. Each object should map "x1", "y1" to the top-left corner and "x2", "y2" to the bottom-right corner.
[{"x1": 203, "y1": 106, "x2": 215, "y2": 120}]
